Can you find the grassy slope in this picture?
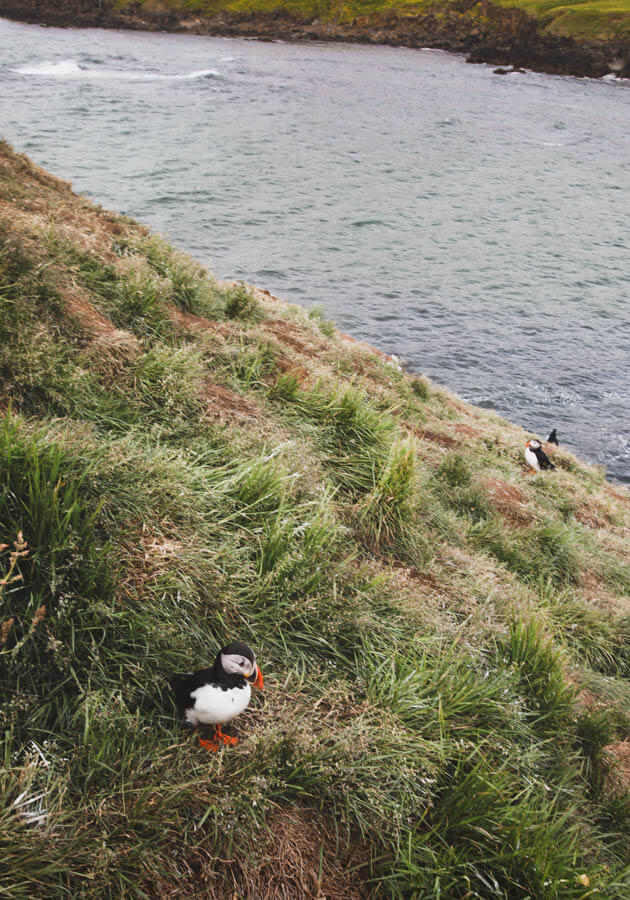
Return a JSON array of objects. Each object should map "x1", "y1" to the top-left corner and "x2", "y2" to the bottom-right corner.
[
  {"x1": 491, "y1": 0, "x2": 630, "y2": 41},
  {"x1": 1, "y1": 139, "x2": 630, "y2": 898},
  {"x1": 118, "y1": 0, "x2": 630, "y2": 41}
]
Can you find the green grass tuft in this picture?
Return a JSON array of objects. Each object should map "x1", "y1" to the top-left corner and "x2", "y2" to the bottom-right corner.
[
  {"x1": 410, "y1": 376, "x2": 431, "y2": 400},
  {"x1": 471, "y1": 517, "x2": 582, "y2": 586},
  {"x1": 501, "y1": 618, "x2": 574, "y2": 732},
  {"x1": 224, "y1": 281, "x2": 264, "y2": 321}
]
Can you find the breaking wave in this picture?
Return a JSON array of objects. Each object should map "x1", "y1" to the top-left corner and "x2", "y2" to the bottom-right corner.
[{"x1": 13, "y1": 59, "x2": 221, "y2": 80}]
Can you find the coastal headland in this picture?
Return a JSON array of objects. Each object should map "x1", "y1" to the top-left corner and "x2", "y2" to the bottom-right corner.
[{"x1": 1, "y1": 0, "x2": 630, "y2": 79}]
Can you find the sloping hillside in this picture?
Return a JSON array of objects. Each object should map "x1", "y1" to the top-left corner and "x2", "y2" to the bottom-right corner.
[{"x1": 1, "y1": 141, "x2": 630, "y2": 897}]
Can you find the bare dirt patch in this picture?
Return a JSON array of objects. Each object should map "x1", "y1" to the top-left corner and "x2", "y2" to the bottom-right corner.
[
  {"x1": 484, "y1": 478, "x2": 533, "y2": 527},
  {"x1": 202, "y1": 380, "x2": 260, "y2": 420},
  {"x1": 410, "y1": 426, "x2": 461, "y2": 449},
  {"x1": 452, "y1": 423, "x2": 484, "y2": 438},
  {"x1": 168, "y1": 305, "x2": 232, "y2": 338},
  {"x1": 405, "y1": 568, "x2": 444, "y2": 593},
  {"x1": 265, "y1": 319, "x2": 321, "y2": 358},
  {"x1": 273, "y1": 351, "x2": 310, "y2": 386}
]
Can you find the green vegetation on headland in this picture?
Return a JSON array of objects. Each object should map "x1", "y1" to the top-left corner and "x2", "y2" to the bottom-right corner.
[
  {"x1": 2, "y1": 140, "x2": 630, "y2": 897},
  {"x1": 1, "y1": 0, "x2": 629, "y2": 78},
  {"x1": 116, "y1": 0, "x2": 630, "y2": 42}
]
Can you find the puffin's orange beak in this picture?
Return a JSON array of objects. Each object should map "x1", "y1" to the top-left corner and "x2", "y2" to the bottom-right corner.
[
  {"x1": 526, "y1": 440, "x2": 531, "y2": 447},
  {"x1": 248, "y1": 666, "x2": 264, "y2": 690}
]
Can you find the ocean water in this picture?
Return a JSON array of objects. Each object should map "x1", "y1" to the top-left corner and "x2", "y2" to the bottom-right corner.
[{"x1": 1, "y1": 18, "x2": 629, "y2": 480}]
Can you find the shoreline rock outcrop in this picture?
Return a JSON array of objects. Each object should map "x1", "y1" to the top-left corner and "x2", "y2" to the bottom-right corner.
[{"x1": 1, "y1": 0, "x2": 629, "y2": 80}]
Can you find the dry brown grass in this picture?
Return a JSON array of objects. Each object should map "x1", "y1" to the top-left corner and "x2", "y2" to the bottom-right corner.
[
  {"x1": 607, "y1": 740, "x2": 630, "y2": 793},
  {"x1": 202, "y1": 380, "x2": 262, "y2": 421},
  {"x1": 168, "y1": 305, "x2": 233, "y2": 338},
  {"x1": 214, "y1": 807, "x2": 368, "y2": 900},
  {"x1": 264, "y1": 319, "x2": 323, "y2": 359},
  {"x1": 579, "y1": 571, "x2": 630, "y2": 615},
  {"x1": 484, "y1": 477, "x2": 534, "y2": 527},
  {"x1": 414, "y1": 427, "x2": 461, "y2": 450},
  {"x1": 451, "y1": 422, "x2": 484, "y2": 438}
]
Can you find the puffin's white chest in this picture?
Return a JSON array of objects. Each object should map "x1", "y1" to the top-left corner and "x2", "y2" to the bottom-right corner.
[
  {"x1": 185, "y1": 682, "x2": 251, "y2": 727},
  {"x1": 525, "y1": 447, "x2": 540, "y2": 471}
]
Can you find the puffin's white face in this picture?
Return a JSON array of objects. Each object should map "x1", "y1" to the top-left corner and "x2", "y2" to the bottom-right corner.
[
  {"x1": 528, "y1": 440, "x2": 541, "y2": 450},
  {"x1": 221, "y1": 652, "x2": 256, "y2": 678}
]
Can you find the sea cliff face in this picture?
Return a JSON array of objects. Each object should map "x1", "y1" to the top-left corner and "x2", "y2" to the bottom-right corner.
[{"x1": 1, "y1": 0, "x2": 629, "y2": 78}]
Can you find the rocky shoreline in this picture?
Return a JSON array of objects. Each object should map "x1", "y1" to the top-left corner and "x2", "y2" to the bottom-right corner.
[{"x1": 1, "y1": 0, "x2": 629, "y2": 79}]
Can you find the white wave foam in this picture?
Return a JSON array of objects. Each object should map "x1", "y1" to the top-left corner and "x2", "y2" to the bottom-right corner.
[
  {"x1": 13, "y1": 59, "x2": 221, "y2": 81},
  {"x1": 176, "y1": 69, "x2": 221, "y2": 80},
  {"x1": 15, "y1": 59, "x2": 82, "y2": 76},
  {"x1": 602, "y1": 73, "x2": 629, "y2": 85}
]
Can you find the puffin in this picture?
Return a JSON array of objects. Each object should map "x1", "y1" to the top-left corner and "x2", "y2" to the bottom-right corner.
[
  {"x1": 171, "y1": 641, "x2": 264, "y2": 751},
  {"x1": 547, "y1": 429, "x2": 559, "y2": 445},
  {"x1": 525, "y1": 439, "x2": 556, "y2": 474}
]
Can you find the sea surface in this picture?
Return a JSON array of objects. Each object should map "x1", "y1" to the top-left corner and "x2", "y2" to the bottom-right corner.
[{"x1": 1, "y1": 18, "x2": 629, "y2": 480}]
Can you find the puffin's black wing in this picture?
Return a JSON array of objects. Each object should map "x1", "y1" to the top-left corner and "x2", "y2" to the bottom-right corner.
[
  {"x1": 534, "y1": 446, "x2": 555, "y2": 470},
  {"x1": 547, "y1": 429, "x2": 559, "y2": 445},
  {"x1": 170, "y1": 668, "x2": 216, "y2": 713}
]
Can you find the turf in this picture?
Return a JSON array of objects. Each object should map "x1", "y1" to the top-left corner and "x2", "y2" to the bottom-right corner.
[
  {"x1": 115, "y1": 0, "x2": 630, "y2": 40},
  {"x1": 1, "y1": 139, "x2": 630, "y2": 897}
]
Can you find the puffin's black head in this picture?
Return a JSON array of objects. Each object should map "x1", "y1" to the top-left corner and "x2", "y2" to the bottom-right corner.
[{"x1": 217, "y1": 641, "x2": 264, "y2": 689}]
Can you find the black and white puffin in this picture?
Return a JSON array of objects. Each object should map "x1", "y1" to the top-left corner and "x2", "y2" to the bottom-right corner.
[
  {"x1": 547, "y1": 429, "x2": 559, "y2": 445},
  {"x1": 171, "y1": 641, "x2": 264, "y2": 751},
  {"x1": 525, "y1": 439, "x2": 556, "y2": 474}
]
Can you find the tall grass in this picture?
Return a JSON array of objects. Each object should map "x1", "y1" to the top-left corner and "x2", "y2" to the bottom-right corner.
[
  {"x1": 271, "y1": 382, "x2": 395, "y2": 496},
  {"x1": 2, "y1": 140, "x2": 630, "y2": 897},
  {"x1": 500, "y1": 618, "x2": 575, "y2": 733},
  {"x1": 357, "y1": 440, "x2": 430, "y2": 564},
  {"x1": 471, "y1": 517, "x2": 582, "y2": 586},
  {"x1": 545, "y1": 587, "x2": 630, "y2": 677},
  {"x1": 432, "y1": 452, "x2": 493, "y2": 523}
]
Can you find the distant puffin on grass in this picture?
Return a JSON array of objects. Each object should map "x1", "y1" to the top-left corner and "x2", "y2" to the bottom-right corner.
[
  {"x1": 547, "y1": 429, "x2": 559, "y2": 445},
  {"x1": 171, "y1": 641, "x2": 264, "y2": 751},
  {"x1": 525, "y1": 439, "x2": 556, "y2": 475}
]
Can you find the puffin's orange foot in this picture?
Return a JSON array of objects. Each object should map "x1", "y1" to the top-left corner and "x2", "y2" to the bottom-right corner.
[
  {"x1": 215, "y1": 725, "x2": 239, "y2": 746},
  {"x1": 199, "y1": 736, "x2": 220, "y2": 752}
]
